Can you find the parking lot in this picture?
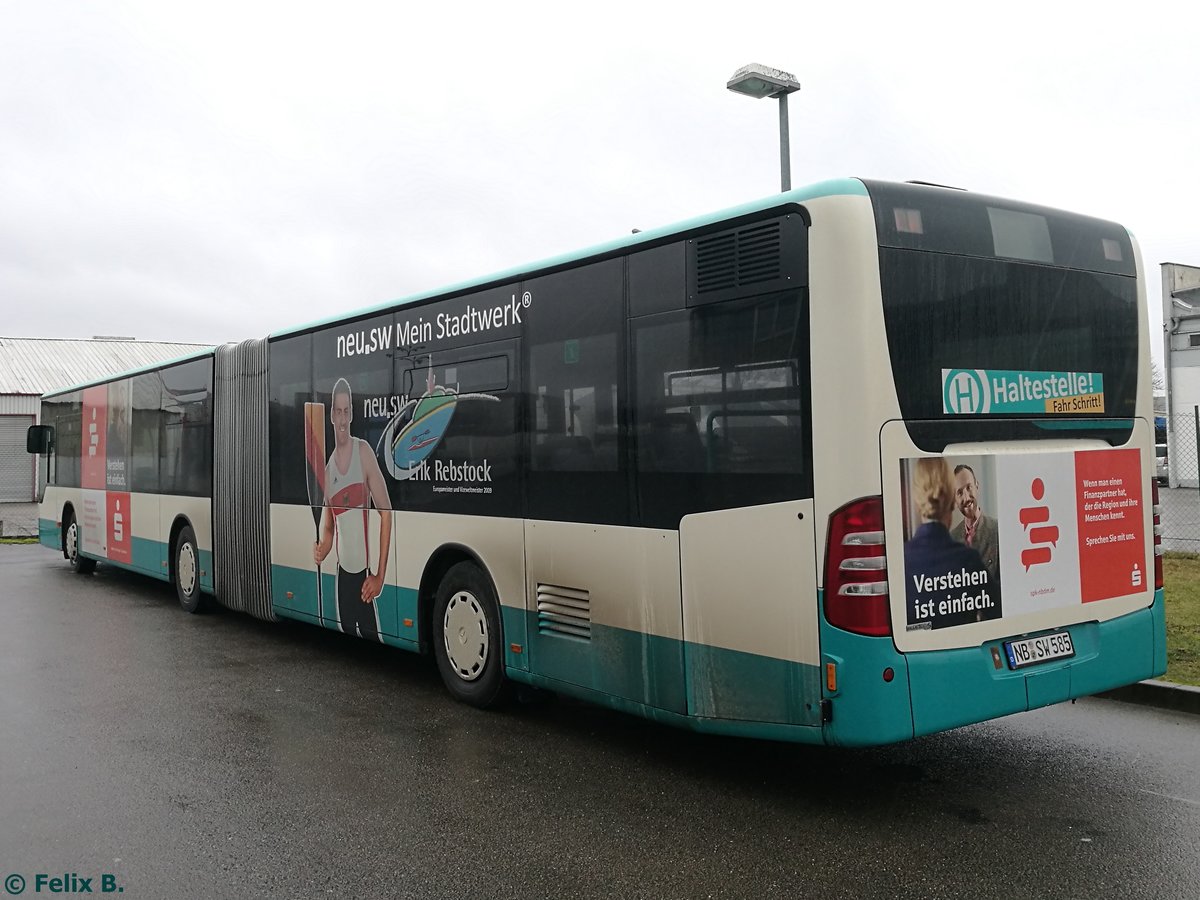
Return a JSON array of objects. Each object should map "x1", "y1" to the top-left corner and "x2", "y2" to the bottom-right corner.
[{"x1": 2, "y1": 543, "x2": 1199, "y2": 899}]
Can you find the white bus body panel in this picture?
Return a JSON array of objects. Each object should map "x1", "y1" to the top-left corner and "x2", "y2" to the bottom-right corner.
[
  {"x1": 679, "y1": 498, "x2": 820, "y2": 722},
  {"x1": 804, "y1": 193, "x2": 901, "y2": 578},
  {"x1": 523, "y1": 519, "x2": 685, "y2": 713}
]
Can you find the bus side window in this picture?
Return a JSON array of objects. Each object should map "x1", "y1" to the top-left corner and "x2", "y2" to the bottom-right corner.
[
  {"x1": 646, "y1": 412, "x2": 706, "y2": 472},
  {"x1": 55, "y1": 394, "x2": 83, "y2": 489},
  {"x1": 524, "y1": 259, "x2": 628, "y2": 525},
  {"x1": 530, "y1": 340, "x2": 614, "y2": 472},
  {"x1": 633, "y1": 290, "x2": 812, "y2": 529},
  {"x1": 131, "y1": 372, "x2": 162, "y2": 493}
]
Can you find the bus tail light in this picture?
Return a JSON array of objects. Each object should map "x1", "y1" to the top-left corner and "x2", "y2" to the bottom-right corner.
[
  {"x1": 1152, "y1": 480, "x2": 1163, "y2": 591},
  {"x1": 824, "y1": 496, "x2": 891, "y2": 636}
]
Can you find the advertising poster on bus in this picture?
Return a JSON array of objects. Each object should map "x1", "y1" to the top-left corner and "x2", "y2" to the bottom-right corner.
[
  {"x1": 77, "y1": 382, "x2": 135, "y2": 564},
  {"x1": 80, "y1": 385, "x2": 108, "y2": 558},
  {"x1": 105, "y1": 379, "x2": 131, "y2": 491},
  {"x1": 307, "y1": 313, "x2": 395, "y2": 642},
  {"x1": 105, "y1": 379, "x2": 132, "y2": 564},
  {"x1": 900, "y1": 448, "x2": 1146, "y2": 631}
]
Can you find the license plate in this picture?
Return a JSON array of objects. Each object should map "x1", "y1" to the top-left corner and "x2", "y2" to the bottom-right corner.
[{"x1": 1004, "y1": 632, "x2": 1075, "y2": 670}]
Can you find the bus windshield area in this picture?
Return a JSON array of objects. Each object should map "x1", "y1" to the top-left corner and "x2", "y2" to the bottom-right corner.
[{"x1": 878, "y1": 248, "x2": 1139, "y2": 447}]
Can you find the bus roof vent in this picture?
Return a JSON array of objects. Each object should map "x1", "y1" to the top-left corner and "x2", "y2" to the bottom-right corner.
[
  {"x1": 536, "y1": 583, "x2": 591, "y2": 641},
  {"x1": 686, "y1": 214, "x2": 805, "y2": 306}
]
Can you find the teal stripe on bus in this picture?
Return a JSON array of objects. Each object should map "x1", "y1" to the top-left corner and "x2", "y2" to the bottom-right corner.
[
  {"x1": 684, "y1": 642, "x2": 822, "y2": 725},
  {"x1": 818, "y1": 601, "x2": 916, "y2": 747},
  {"x1": 503, "y1": 669, "x2": 827, "y2": 744},
  {"x1": 199, "y1": 549, "x2": 214, "y2": 593},
  {"x1": 514, "y1": 609, "x2": 824, "y2": 724},
  {"x1": 266, "y1": 570, "x2": 1161, "y2": 745},
  {"x1": 130, "y1": 537, "x2": 169, "y2": 581},
  {"x1": 270, "y1": 562, "x2": 418, "y2": 643},
  {"x1": 276, "y1": 562, "x2": 823, "y2": 727},
  {"x1": 39, "y1": 518, "x2": 59, "y2": 550},
  {"x1": 521, "y1": 611, "x2": 688, "y2": 715},
  {"x1": 1151, "y1": 586, "x2": 1168, "y2": 675},
  {"x1": 125, "y1": 538, "x2": 213, "y2": 591}
]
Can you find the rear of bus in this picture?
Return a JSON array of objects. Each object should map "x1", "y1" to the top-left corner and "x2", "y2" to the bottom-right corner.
[{"x1": 820, "y1": 181, "x2": 1166, "y2": 745}]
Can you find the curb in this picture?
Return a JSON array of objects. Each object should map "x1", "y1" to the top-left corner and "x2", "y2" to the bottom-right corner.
[{"x1": 1097, "y1": 680, "x2": 1200, "y2": 715}]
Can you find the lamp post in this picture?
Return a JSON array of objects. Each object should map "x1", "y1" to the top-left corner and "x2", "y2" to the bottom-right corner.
[{"x1": 726, "y1": 63, "x2": 802, "y2": 192}]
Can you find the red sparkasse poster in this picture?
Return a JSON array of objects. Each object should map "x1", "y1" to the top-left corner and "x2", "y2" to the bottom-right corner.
[
  {"x1": 81, "y1": 385, "x2": 107, "y2": 490},
  {"x1": 902, "y1": 446, "x2": 1150, "y2": 631},
  {"x1": 1075, "y1": 448, "x2": 1146, "y2": 602},
  {"x1": 106, "y1": 492, "x2": 132, "y2": 564}
]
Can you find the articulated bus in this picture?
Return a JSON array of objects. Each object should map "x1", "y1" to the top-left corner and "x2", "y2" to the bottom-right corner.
[{"x1": 27, "y1": 178, "x2": 1166, "y2": 746}]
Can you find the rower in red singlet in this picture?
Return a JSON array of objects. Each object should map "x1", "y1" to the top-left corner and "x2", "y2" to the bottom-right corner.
[{"x1": 313, "y1": 378, "x2": 392, "y2": 639}]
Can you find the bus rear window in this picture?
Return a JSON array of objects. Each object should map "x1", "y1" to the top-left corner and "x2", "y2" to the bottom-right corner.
[
  {"x1": 986, "y1": 207, "x2": 1052, "y2": 263},
  {"x1": 864, "y1": 179, "x2": 1135, "y2": 276},
  {"x1": 864, "y1": 181, "x2": 1140, "y2": 448},
  {"x1": 878, "y1": 249, "x2": 1138, "y2": 445}
]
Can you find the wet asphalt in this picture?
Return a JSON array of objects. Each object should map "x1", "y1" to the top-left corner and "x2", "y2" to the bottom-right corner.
[{"x1": 1, "y1": 543, "x2": 1198, "y2": 900}]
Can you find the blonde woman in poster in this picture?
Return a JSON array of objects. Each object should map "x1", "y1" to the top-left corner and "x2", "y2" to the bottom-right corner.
[{"x1": 903, "y1": 458, "x2": 997, "y2": 630}]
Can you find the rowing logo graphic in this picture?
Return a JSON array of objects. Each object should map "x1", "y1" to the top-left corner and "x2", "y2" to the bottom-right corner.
[{"x1": 376, "y1": 369, "x2": 499, "y2": 480}]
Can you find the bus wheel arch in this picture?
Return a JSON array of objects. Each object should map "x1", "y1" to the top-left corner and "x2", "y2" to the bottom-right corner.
[
  {"x1": 418, "y1": 545, "x2": 486, "y2": 654},
  {"x1": 169, "y1": 516, "x2": 209, "y2": 614},
  {"x1": 61, "y1": 504, "x2": 95, "y2": 574},
  {"x1": 59, "y1": 502, "x2": 75, "y2": 559},
  {"x1": 422, "y1": 548, "x2": 510, "y2": 708}
]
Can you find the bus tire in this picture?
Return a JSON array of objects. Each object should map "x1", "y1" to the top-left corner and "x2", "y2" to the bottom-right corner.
[
  {"x1": 432, "y1": 561, "x2": 510, "y2": 708},
  {"x1": 174, "y1": 525, "x2": 209, "y2": 613},
  {"x1": 65, "y1": 514, "x2": 96, "y2": 575}
]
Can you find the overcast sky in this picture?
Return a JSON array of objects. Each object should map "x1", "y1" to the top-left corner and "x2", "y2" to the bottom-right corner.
[{"x1": 2, "y1": 1, "x2": 1194, "y2": 364}]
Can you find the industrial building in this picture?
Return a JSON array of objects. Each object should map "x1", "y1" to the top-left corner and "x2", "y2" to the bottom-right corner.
[
  {"x1": 1162, "y1": 264, "x2": 1200, "y2": 488},
  {"x1": 0, "y1": 336, "x2": 209, "y2": 537}
]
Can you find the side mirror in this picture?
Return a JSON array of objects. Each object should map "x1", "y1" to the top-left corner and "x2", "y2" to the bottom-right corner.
[{"x1": 26, "y1": 424, "x2": 53, "y2": 455}]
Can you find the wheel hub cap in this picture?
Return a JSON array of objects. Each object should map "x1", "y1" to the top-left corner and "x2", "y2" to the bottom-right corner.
[
  {"x1": 443, "y1": 591, "x2": 488, "y2": 681},
  {"x1": 179, "y1": 544, "x2": 197, "y2": 596}
]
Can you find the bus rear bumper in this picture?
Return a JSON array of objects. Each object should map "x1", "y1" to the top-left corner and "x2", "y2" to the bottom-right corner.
[
  {"x1": 819, "y1": 589, "x2": 1166, "y2": 746},
  {"x1": 907, "y1": 588, "x2": 1165, "y2": 739}
]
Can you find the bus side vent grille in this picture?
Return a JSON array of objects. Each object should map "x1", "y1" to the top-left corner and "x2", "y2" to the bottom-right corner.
[
  {"x1": 537, "y1": 583, "x2": 591, "y2": 640},
  {"x1": 694, "y1": 231, "x2": 738, "y2": 294},
  {"x1": 686, "y1": 214, "x2": 804, "y2": 306},
  {"x1": 695, "y1": 220, "x2": 781, "y2": 295},
  {"x1": 734, "y1": 221, "x2": 783, "y2": 285}
]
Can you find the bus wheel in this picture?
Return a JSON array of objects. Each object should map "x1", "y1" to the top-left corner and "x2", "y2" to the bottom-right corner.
[
  {"x1": 65, "y1": 514, "x2": 96, "y2": 575},
  {"x1": 174, "y1": 525, "x2": 209, "y2": 614},
  {"x1": 432, "y1": 561, "x2": 510, "y2": 708}
]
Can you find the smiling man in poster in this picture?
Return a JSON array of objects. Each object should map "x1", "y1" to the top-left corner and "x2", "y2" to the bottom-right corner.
[{"x1": 950, "y1": 464, "x2": 1000, "y2": 588}]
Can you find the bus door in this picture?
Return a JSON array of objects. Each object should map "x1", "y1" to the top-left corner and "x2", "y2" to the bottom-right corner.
[
  {"x1": 679, "y1": 500, "x2": 822, "y2": 725},
  {"x1": 632, "y1": 293, "x2": 821, "y2": 727},
  {"x1": 522, "y1": 259, "x2": 688, "y2": 715}
]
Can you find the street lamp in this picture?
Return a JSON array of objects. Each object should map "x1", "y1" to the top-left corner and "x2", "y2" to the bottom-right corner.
[{"x1": 726, "y1": 63, "x2": 801, "y2": 192}]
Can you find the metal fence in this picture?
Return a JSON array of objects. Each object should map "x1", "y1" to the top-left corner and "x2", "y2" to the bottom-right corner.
[
  {"x1": 1160, "y1": 412, "x2": 1200, "y2": 553},
  {"x1": 0, "y1": 501, "x2": 37, "y2": 538}
]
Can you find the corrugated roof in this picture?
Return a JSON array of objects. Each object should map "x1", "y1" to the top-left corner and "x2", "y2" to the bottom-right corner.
[{"x1": 0, "y1": 337, "x2": 213, "y2": 396}]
